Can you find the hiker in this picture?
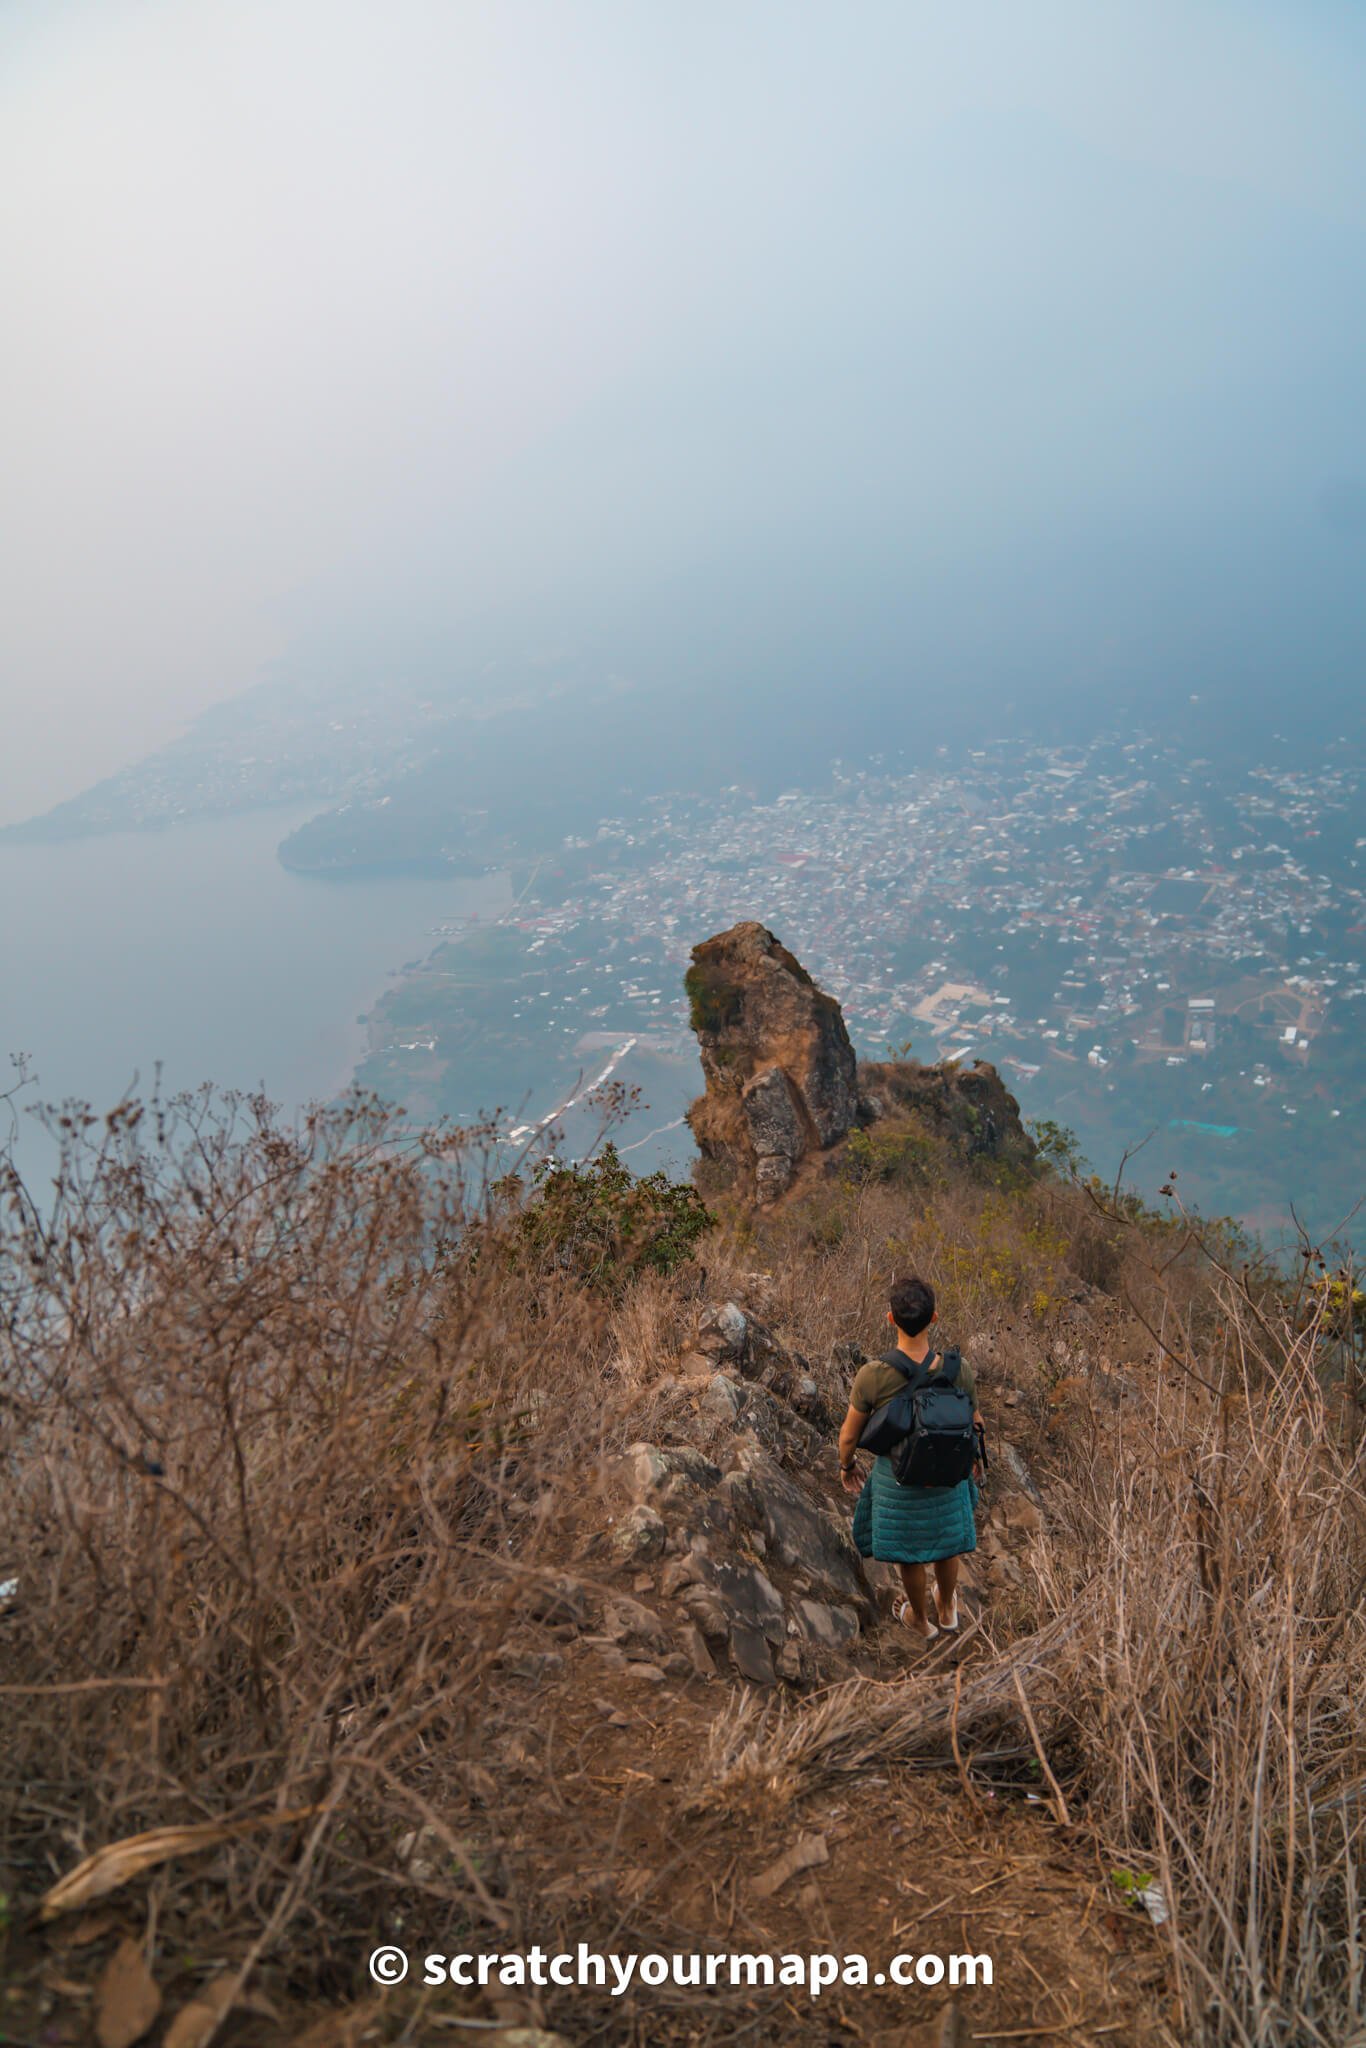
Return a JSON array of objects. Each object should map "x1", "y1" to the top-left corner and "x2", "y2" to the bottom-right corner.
[{"x1": 837, "y1": 1274, "x2": 983, "y2": 1640}]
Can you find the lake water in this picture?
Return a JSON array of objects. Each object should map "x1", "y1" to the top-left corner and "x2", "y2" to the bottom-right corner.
[{"x1": 0, "y1": 808, "x2": 512, "y2": 1196}]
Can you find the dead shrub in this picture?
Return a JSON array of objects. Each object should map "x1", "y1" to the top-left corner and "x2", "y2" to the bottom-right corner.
[
  {"x1": 697, "y1": 1224, "x2": 1366, "y2": 2047},
  {"x1": 0, "y1": 1087, "x2": 658, "y2": 2009}
]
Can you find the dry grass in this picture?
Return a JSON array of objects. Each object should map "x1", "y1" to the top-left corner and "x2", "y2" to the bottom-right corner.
[
  {"x1": 0, "y1": 1087, "x2": 630, "y2": 2015},
  {"x1": 2, "y1": 1087, "x2": 1361, "y2": 2045},
  {"x1": 700, "y1": 1177, "x2": 1366, "y2": 2048},
  {"x1": 1040, "y1": 1279, "x2": 1366, "y2": 2047}
]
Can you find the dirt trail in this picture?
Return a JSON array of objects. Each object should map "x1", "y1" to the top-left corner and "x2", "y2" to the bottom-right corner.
[
  {"x1": 4, "y1": 1552, "x2": 1171, "y2": 2048},
  {"x1": 450, "y1": 1566, "x2": 1173, "y2": 2046}
]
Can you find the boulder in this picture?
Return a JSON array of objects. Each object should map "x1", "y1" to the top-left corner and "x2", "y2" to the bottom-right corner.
[
  {"x1": 728, "y1": 1623, "x2": 777, "y2": 1686},
  {"x1": 700, "y1": 1374, "x2": 745, "y2": 1425},
  {"x1": 751, "y1": 1464, "x2": 870, "y2": 1610},
  {"x1": 676, "y1": 1348, "x2": 715, "y2": 1380},
  {"x1": 710, "y1": 1559, "x2": 787, "y2": 1642},
  {"x1": 697, "y1": 1301, "x2": 748, "y2": 1360},
  {"x1": 677, "y1": 1623, "x2": 717, "y2": 1678},
  {"x1": 685, "y1": 927, "x2": 1034, "y2": 1205},
  {"x1": 743, "y1": 1066, "x2": 808, "y2": 1203},
  {"x1": 604, "y1": 1596, "x2": 669, "y2": 1648},
  {"x1": 679, "y1": 1584, "x2": 731, "y2": 1642},
  {"x1": 700, "y1": 1373, "x2": 821, "y2": 1462},
  {"x1": 686, "y1": 922, "x2": 859, "y2": 1201},
  {"x1": 717, "y1": 1469, "x2": 765, "y2": 1524},
  {"x1": 660, "y1": 1555, "x2": 705, "y2": 1597},
  {"x1": 792, "y1": 1598, "x2": 860, "y2": 1647},
  {"x1": 623, "y1": 1443, "x2": 723, "y2": 1499},
  {"x1": 612, "y1": 1506, "x2": 666, "y2": 1562},
  {"x1": 775, "y1": 1640, "x2": 805, "y2": 1683},
  {"x1": 791, "y1": 1375, "x2": 824, "y2": 1422}
]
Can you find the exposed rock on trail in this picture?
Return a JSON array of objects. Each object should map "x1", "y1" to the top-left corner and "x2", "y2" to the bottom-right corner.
[{"x1": 606, "y1": 1328, "x2": 876, "y2": 1687}]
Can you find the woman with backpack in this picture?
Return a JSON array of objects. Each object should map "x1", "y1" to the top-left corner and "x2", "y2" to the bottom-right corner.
[{"x1": 837, "y1": 1274, "x2": 983, "y2": 1641}]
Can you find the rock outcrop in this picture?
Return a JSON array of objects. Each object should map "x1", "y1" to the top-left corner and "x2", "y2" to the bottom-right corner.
[
  {"x1": 686, "y1": 921, "x2": 1035, "y2": 1200},
  {"x1": 685, "y1": 922, "x2": 859, "y2": 1202},
  {"x1": 605, "y1": 1313, "x2": 876, "y2": 1686},
  {"x1": 857, "y1": 1056, "x2": 1036, "y2": 1173}
]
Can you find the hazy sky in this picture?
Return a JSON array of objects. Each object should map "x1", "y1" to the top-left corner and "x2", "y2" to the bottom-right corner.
[{"x1": 3, "y1": 1, "x2": 1364, "y2": 823}]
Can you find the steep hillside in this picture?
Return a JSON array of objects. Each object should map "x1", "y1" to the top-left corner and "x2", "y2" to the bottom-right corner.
[{"x1": 1, "y1": 942, "x2": 1362, "y2": 2048}]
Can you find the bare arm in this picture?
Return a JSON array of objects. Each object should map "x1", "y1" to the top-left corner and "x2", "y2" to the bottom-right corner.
[{"x1": 837, "y1": 1402, "x2": 866, "y2": 1496}]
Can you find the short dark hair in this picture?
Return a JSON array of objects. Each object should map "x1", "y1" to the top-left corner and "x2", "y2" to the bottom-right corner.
[{"x1": 889, "y1": 1273, "x2": 935, "y2": 1337}]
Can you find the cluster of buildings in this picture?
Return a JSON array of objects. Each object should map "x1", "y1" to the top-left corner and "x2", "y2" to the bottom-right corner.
[{"x1": 497, "y1": 733, "x2": 1363, "y2": 1109}]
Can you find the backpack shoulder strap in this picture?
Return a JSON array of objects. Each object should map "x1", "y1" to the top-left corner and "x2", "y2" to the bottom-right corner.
[
  {"x1": 885, "y1": 1348, "x2": 938, "y2": 1393},
  {"x1": 935, "y1": 1347, "x2": 962, "y2": 1386}
]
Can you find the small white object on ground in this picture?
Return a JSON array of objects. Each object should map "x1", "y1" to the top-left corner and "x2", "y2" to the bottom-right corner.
[{"x1": 1138, "y1": 1879, "x2": 1170, "y2": 1926}]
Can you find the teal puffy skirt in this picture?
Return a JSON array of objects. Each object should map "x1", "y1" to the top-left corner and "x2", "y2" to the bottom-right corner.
[{"x1": 851, "y1": 1456, "x2": 978, "y2": 1566}]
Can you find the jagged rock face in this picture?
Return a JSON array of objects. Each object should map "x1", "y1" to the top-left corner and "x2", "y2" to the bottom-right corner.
[
  {"x1": 686, "y1": 922, "x2": 858, "y2": 1202},
  {"x1": 685, "y1": 920, "x2": 1034, "y2": 1200},
  {"x1": 857, "y1": 1057, "x2": 1036, "y2": 1170},
  {"x1": 613, "y1": 1337, "x2": 875, "y2": 1685}
]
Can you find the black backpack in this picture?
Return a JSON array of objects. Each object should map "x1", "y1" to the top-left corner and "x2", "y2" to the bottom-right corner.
[{"x1": 858, "y1": 1348, "x2": 977, "y2": 1489}]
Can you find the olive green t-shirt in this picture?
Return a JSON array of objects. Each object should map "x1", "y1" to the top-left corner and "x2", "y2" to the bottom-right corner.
[{"x1": 849, "y1": 1349, "x2": 976, "y2": 1414}]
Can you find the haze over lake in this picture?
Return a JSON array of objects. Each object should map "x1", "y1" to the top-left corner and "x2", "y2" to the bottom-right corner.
[{"x1": 0, "y1": 808, "x2": 511, "y2": 1194}]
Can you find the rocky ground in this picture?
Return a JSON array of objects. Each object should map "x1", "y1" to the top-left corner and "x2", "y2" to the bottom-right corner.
[{"x1": 414, "y1": 1290, "x2": 1175, "y2": 2047}]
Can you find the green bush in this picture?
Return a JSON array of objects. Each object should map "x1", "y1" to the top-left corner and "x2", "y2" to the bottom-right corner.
[
  {"x1": 515, "y1": 1143, "x2": 714, "y2": 1293},
  {"x1": 684, "y1": 963, "x2": 744, "y2": 1036},
  {"x1": 841, "y1": 1122, "x2": 936, "y2": 1188},
  {"x1": 1028, "y1": 1118, "x2": 1087, "y2": 1179}
]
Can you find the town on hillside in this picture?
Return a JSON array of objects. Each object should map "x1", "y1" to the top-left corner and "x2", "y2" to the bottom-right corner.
[{"x1": 357, "y1": 729, "x2": 1363, "y2": 1230}]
